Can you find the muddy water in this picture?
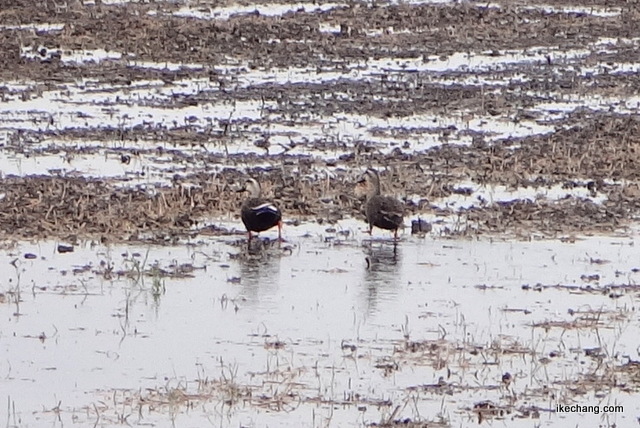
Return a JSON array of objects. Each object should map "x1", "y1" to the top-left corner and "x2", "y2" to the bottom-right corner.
[
  {"x1": 3, "y1": 0, "x2": 640, "y2": 426},
  {"x1": 2, "y1": 222, "x2": 638, "y2": 426}
]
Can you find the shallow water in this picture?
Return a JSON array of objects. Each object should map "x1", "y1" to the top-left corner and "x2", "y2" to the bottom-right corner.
[
  {"x1": 2, "y1": 34, "x2": 637, "y2": 171},
  {"x1": 2, "y1": 222, "x2": 638, "y2": 426},
  {"x1": 2, "y1": 0, "x2": 640, "y2": 426}
]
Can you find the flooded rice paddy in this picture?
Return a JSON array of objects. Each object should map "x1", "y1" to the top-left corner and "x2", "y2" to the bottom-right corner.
[
  {"x1": 2, "y1": 0, "x2": 640, "y2": 426},
  {"x1": 4, "y1": 227, "x2": 640, "y2": 427}
]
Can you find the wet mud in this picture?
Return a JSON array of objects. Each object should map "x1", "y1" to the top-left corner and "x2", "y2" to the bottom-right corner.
[
  {"x1": 0, "y1": 0, "x2": 639, "y2": 240},
  {"x1": 2, "y1": 0, "x2": 640, "y2": 427}
]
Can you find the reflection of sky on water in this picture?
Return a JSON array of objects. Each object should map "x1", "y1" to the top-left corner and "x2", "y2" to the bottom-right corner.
[
  {"x1": 2, "y1": 224, "x2": 640, "y2": 426},
  {"x1": 2, "y1": 35, "x2": 638, "y2": 178}
]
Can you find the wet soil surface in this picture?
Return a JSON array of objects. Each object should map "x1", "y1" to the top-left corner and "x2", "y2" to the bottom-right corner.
[
  {"x1": 2, "y1": 0, "x2": 640, "y2": 426},
  {"x1": 0, "y1": 0, "x2": 640, "y2": 240}
]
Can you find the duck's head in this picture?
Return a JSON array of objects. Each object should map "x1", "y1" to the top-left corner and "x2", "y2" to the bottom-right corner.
[
  {"x1": 355, "y1": 169, "x2": 381, "y2": 198},
  {"x1": 238, "y1": 178, "x2": 262, "y2": 198}
]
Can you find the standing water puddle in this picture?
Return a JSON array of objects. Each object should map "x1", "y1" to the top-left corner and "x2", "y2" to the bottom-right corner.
[
  {"x1": 2, "y1": 0, "x2": 640, "y2": 426},
  {"x1": 1, "y1": 224, "x2": 638, "y2": 426}
]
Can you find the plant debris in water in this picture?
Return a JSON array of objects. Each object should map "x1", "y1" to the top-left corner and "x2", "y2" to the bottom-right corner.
[{"x1": 3, "y1": 0, "x2": 640, "y2": 426}]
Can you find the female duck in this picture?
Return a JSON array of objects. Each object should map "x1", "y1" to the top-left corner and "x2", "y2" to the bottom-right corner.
[
  {"x1": 239, "y1": 178, "x2": 282, "y2": 240},
  {"x1": 357, "y1": 169, "x2": 404, "y2": 239}
]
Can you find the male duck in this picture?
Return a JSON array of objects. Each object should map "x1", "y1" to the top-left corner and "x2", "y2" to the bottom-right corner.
[
  {"x1": 239, "y1": 178, "x2": 282, "y2": 240},
  {"x1": 357, "y1": 169, "x2": 404, "y2": 239}
]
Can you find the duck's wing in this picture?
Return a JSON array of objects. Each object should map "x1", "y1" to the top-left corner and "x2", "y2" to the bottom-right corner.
[
  {"x1": 378, "y1": 197, "x2": 404, "y2": 224},
  {"x1": 251, "y1": 202, "x2": 281, "y2": 217}
]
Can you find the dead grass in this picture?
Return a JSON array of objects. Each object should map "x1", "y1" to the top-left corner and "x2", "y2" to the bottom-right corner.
[{"x1": 0, "y1": 175, "x2": 230, "y2": 241}]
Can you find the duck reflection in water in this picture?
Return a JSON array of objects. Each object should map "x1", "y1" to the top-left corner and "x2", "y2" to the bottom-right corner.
[
  {"x1": 246, "y1": 236, "x2": 280, "y2": 255},
  {"x1": 361, "y1": 241, "x2": 402, "y2": 315},
  {"x1": 236, "y1": 240, "x2": 282, "y2": 306},
  {"x1": 364, "y1": 240, "x2": 400, "y2": 271}
]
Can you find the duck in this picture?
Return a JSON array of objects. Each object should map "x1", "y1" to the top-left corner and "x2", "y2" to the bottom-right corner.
[
  {"x1": 238, "y1": 178, "x2": 282, "y2": 240},
  {"x1": 357, "y1": 169, "x2": 404, "y2": 239}
]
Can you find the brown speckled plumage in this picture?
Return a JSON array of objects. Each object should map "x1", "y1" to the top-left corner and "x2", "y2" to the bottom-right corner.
[{"x1": 358, "y1": 169, "x2": 404, "y2": 239}]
